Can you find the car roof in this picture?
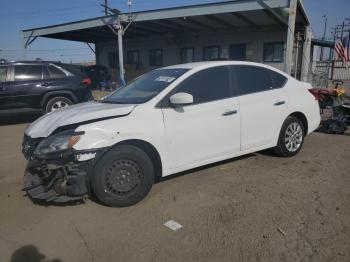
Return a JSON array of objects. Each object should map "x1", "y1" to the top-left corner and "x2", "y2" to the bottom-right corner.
[
  {"x1": 0, "y1": 60, "x2": 68, "y2": 65},
  {"x1": 162, "y1": 61, "x2": 289, "y2": 76}
]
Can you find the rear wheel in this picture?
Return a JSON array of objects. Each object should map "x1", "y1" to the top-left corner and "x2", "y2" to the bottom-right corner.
[
  {"x1": 273, "y1": 116, "x2": 305, "y2": 157},
  {"x1": 45, "y1": 96, "x2": 73, "y2": 113},
  {"x1": 91, "y1": 145, "x2": 154, "y2": 207}
]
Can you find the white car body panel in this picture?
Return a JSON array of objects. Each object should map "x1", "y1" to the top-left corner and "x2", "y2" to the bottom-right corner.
[
  {"x1": 25, "y1": 101, "x2": 135, "y2": 138},
  {"x1": 162, "y1": 97, "x2": 240, "y2": 169},
  {"x1": 25, "y1": 61, "x2": 321, "y2": 178},
  {"x1": 239, "y1": 88, "x2": 288, "y2": 151}
]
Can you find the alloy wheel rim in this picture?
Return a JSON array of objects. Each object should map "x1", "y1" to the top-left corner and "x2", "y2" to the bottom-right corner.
[
  {"x1": 51, "y1": 101, "x2": 69, "y2": 111},
  {"x1": 285, "y1": 122, "x2": 303, "y2": 152}
]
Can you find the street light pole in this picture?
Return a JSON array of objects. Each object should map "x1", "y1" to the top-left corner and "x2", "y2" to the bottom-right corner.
[{"x1": 320, "y1": 15, "x2": 327, "y2": 61}]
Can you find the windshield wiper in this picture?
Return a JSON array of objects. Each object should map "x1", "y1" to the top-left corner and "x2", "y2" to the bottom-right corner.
[{"x1": 100, "y1": 100, "x2": 126, "y2": 104}]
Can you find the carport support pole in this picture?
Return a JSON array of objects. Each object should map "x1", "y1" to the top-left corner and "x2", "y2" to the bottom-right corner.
[
  {"x1": 117, "y1": 22, "x2": 126, "y2": 86},
  {"x1": 284, "y1": 0, "x2": 297, "y2": 75}
]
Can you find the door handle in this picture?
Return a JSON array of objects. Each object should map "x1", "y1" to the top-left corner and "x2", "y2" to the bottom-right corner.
[
  {"x1": 222, "y1": 109, "x2": 238, "y2": 116},
  {"x1": 41, "y1": 82, "x2": 50, "y2": 87},
  {"x1": 0, "y1": 86, "x2": 7, "y2": 91},
  {"x1": 274, "y1": 101, "x2": 286, "y2": 106}
]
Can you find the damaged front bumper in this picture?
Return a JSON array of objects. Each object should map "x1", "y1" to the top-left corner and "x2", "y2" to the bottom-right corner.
[
  {"x1": 23, "y1": 158, "x2": 92, "y2": 203},
  {"x1": 22, "y1": 133, "x2": 107, "y2": 203}
]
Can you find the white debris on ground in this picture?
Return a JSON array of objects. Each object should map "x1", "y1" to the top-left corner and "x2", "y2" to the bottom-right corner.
[{"x1": 163, "y1": 220, "x2": 183, "y2": 231}]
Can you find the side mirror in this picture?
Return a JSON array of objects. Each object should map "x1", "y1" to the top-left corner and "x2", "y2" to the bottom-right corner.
[{"x1": 169, "y1": 92, "x2": 193, "y2": 106}]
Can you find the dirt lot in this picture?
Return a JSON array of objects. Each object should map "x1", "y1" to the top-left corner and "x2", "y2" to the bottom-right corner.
[{"x1": 0, "y1": 112, "x2": 350, "y2": 262}]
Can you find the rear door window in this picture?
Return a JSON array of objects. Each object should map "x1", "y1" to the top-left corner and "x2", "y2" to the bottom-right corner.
[
  {"x1": 174, "y1": 66, "x2": 231, "y2": 104},
  {"x1": 0, "y1": 66, "x2": 8, "y2": 82},
  {"x1": 48, "y1": 65, "x2": 66, "y2": 79},
  {"x1": 232, "y1": 65, "x2": 273, "y2": 95},
  {"x1": 14, "y1": 65, "x2": 43, "y2": 81}
]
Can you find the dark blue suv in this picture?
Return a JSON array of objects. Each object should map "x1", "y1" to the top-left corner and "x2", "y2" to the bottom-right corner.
[{"x1": 0, "y1": 61, "x2": 93, "y2": 113}]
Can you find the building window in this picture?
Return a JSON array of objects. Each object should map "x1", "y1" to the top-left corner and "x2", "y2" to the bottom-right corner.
[
  {"x1": 108, "y1": 51, "x2": 117, "y2": 68},
  {"x1": 181, "y1": 47, "x2": 194, "y2": 63},
  {"x1": 149, "y1": 49, "x2": 163, "y2": 66},
  {"x1": 203, "y1": 46, "x2": 220, "y2": 61},
  {"x1": 263, "y1": 42, "x2": 284, "y2": 62},
  {"x1": 127, "y1": 50, "x2": 140, "y2": 65}
]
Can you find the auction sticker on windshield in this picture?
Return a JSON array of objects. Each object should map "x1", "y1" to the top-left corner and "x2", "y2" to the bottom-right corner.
[{"x1": 155, "y1": 76, "x2": 176, "y2": 83}]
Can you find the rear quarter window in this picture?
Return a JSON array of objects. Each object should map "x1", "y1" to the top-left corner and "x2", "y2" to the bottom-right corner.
[
  {"x1": 48, "y1": 65, "x2": 66, "y2": 79},
  {"x1": 270, "y1": 70, "x2": 287, "y2": 88}
]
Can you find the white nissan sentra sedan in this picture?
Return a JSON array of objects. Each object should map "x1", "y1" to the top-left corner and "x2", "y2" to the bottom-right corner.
[{"x1": 22, "y1": 61, "x2": 321, "y2": 206}]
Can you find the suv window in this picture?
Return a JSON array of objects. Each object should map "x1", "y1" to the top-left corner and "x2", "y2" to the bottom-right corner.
[
  {"x1": 233, "y1": 66, "x2": 273, "y2": 95},
  {"x1": 0, "y1": 66, "x2": 8, "y2": 82},
  {"x1": 14, "y1": 65, "x2": 43, "y2": 81},
  {"x1": 175, "y1": 66, "x2": 230, "y2": 104},
  {"x1": 48, "y1": 65, "x2": 66, "y2": 79}
]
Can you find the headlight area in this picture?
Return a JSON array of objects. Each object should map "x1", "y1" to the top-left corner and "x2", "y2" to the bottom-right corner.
[
  {"x1": 34, "y1": 130, "x2": 84, "y2": 160},
  {"x1": 23, "y1": 130, "x2": 102, "y2": 203}
]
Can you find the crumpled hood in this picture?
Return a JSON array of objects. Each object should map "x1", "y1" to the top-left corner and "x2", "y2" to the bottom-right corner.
[{"x1": 26, "y1": 101, "x2": 136, "y2": 138}]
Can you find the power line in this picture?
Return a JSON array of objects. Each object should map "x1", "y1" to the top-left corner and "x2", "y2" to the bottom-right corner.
[
  {"x1": 0, "y1": 4, "x2": 100, "y2": 17},
  {"x1": 0, "y1": 48, "x2": 91, "y2": 52}
]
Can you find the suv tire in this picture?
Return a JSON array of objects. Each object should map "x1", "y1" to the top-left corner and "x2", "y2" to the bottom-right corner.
[
  {"x1": 273, "y1": 116, "x2": 305, "y2": 157},
  {"x1": 91, "y1": 145, "x2": 155, "y2": 207},
  {"x1": 45, "y1": 96, "x2": 73, "y2": 113}
]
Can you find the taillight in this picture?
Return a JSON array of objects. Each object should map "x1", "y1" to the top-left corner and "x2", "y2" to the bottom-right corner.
[
  {"x1": 82, "y1": 78, "x2": 92, "y2": 86},
  {"x1": 308, "y1": 88, "x2": 330, "y2": 101},
  {"x1": 308, "y1": 88, "x2": 319, "y2": 100}
]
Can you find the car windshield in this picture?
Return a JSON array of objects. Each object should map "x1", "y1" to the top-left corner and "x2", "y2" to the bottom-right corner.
[{"x1": 101, "y1": 68, "x2": 189, "y2": 104}]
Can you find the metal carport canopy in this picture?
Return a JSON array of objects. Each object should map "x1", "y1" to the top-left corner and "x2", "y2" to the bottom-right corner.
[{"x1": 22, "y1": 0, "x2": 290, "y2": 44}]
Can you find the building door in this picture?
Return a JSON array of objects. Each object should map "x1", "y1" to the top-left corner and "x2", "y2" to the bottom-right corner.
[{"x1": 230, "y1": 44, "x2": 246, "y2": 60}]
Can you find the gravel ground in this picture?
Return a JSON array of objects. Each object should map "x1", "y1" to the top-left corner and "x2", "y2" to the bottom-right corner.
[{"x1": 0, "y1": 111, "x2": 349, "y2": 262}]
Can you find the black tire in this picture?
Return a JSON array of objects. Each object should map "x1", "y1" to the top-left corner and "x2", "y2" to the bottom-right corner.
[
  {"x1": 91, "y1": 145, "x2": 155, "y2": 207},
  {"x1": 45, "y1": 96, "x2": 73, "y2": 113},
  {"x1": 273, "y1": 116, "x2": 305, "y2": 157}
]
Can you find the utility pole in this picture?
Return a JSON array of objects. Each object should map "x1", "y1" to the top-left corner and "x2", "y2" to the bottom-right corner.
[
  {"x1": 320, "y1": 15, "x2": 327, "y2": 61},
  {"x1": 330, "y1": 27, "x2": 337, "y2": 61},
  {"x1": 329, "y1": 26, "x2": 339, "y2": 79},
  {"x1": 104, "y1": 0, "x2": 108, "y2": 15}
]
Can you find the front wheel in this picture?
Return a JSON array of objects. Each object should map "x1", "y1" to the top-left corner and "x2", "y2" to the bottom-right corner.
[
  {"x1": 273, "y1": 116, "x2": 305, "y2": 157},
  {"x1": 91, "y1": 145, "x2": 155, "y2": 207}
]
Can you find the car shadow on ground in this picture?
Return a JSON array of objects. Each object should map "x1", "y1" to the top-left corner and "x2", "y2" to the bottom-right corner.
[
  {"x1": 0, "y1": 110, "x2": 43, "y2": 126},
  {"x1": 10, "y1": 245, "x2": 62, "y2": 262}
]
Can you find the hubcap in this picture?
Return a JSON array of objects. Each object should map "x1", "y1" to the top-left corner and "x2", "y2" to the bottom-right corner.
[
  {"x1": 51, "y1": 101, "x2": 69, "y2": 111},
  {"x1": 285, "y1": 122, "x2": 303, "y2": 152},
  {"x1": 104, "y1": 159, "x2": 143, "y2": 197}
]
